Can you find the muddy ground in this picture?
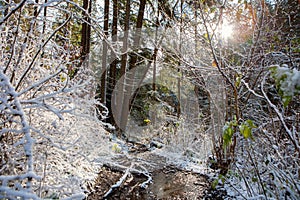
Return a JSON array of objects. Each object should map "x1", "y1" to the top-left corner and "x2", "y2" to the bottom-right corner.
[
  {"x1": 87, "y1": 165, "x2": 210, "y2": 200},
  {"x1": 86, "y1": 143, "x2": 229, "y2": 200}
]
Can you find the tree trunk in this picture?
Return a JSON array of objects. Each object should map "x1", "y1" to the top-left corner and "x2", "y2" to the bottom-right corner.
[
  {"x1": 152, "y1": 1, "x2": 159, "y2": 92},
  {"x1": 81, "y1": 0, "x2": 91, "y2": 62},
  {"x1": 97, "y1": 0, "x2": 109, "y2": 104},
  {"x1": 106, "y1": 0, "x2": 119, "y2": 125},
  {"x1": 116, "y1": 0, "x2": 131, "y2": 125},
  {"x1": 119, "y1": 0, "x2": 147, "y2": 133},
  {"x1": 177, "y1": 0, "x2": 183, "y2": 118}
]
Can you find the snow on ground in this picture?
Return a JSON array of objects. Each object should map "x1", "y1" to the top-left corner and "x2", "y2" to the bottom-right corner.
[{"x1": 30, "y1": 103, "x2": 116, "y2": 199}]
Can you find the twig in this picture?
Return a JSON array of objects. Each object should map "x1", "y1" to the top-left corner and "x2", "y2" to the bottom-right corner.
[
  {"x1": 0, "y1": 0, "x2": 27, "y2": 26},
  {"x1": 241, "y1": 79, "x2": 264, "y2": 99},
  {"x1": 15, "y1": 15, "x2": 72, "y2": 91},
  {"x1": 103, "y1": 163, "x2": 133, "y2": 198},
  {"x1": 138, "y1": 165, "x2": 152, "y2": 188},
  {"x1": 247, "y1": 149, "x2": 267, "y2": 199}
]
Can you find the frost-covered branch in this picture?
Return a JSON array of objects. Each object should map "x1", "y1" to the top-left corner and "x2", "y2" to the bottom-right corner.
[
  {"x1": 0, "y1": 186, "x2": 39, "y2": 200},
  {"x1": 18, "y1": 69, "x2": 63, "y2": 96},
  {"x1": 241, "y1": 79, "x2": 264, "y2": 99},
  {"x1": 103, "y1": 164, "x2": 133, "y2": 198},
  {"x1": 15, "y1": 15, "x2": 72, "y2": 91},
  {"x1": 0, "y1": 70, "x2": 40, "y2": 193},
  {"x1": 0, "y1": 0, "x2": 27, "y2": 26},
  {"x1": 261, "y1": 72, "x2": 300, "y2": 152}
]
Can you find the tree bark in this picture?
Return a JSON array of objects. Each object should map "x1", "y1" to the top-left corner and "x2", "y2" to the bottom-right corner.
[
  {"x1": 116, "y1": 0, "x2": 131, "y2": 125},
  {"x1": 106, "y1": 0, "x2": 119, "y2": 125},
  {"x1": 97, "y1": 0, "x2": 109, "y2": 104},
  {"x1": 81, "y1": 0, "x2": 91, "y2": 62},
  {"x1": 119, "y1": 0, "x2": 147, "y2": 133}
]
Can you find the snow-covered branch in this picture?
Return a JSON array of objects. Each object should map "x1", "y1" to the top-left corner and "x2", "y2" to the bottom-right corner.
[{"x1": 261, "y1": 72, "x2": 299, "y2": 152}]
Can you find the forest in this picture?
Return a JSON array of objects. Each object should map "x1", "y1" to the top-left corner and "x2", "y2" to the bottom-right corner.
[{"x1": 0, "y1": 0, "x2": 299, "y2": 199}]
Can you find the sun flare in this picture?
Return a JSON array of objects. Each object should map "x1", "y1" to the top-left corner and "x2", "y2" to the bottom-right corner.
[{"x1": 220, "y1": 21, "x2": 234, "y2": 40}]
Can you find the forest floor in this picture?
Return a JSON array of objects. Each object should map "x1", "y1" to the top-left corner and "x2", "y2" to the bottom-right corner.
[{"x1": 86, "y1": 141, "x2": 229, "y2": 200}]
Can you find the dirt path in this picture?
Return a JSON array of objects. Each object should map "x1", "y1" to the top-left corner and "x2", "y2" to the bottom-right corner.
[
  {"x1": 86, "y1": 145, "x2": 228, "y2": 200},
  {"x1": 87, "y1": 165, "x2": 209, "y2": 199}
]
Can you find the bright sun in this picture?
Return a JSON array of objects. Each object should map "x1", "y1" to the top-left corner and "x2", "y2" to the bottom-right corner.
[{"x1": 220, "y1": 21, "x2": 234, "y2": 40}]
